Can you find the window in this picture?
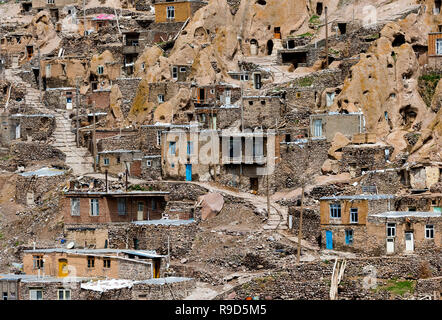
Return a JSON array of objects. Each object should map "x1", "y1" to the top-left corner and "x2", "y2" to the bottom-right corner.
[
  {"x1": 70, "y1": 198, "x2": 80, "y2": 216},
  {"x1": 57, "y1": 289, "x2": 70, "y2": 300},
  {"x1": 253, "y1": 73, "x2": 262, "y2": 89},
  {"x1": 387, "y1": 223, "x2": 396, "y2": 237},
  {"x1": 97, "y1": 66, "x2": 104, "y2": 75},
  {"x1": 436, "y1": 39, "x2": 442, "y2": 55},
  {"x1": 152, "y1": 199, "x2": 157, "y2": 210},
  {"x1": 103, "y1": 158, "x2": 110, "y2": 165},
  {"x1": 329, "y1": 203, "x2": 341, "y2": 218},
  {"x1": 167, "y1": 6, "x2": 175, "y2": 19},
  {"x1": 313, "y1": 119, "x2": 322, "y2": 137},
  {"x1": 156, "y1": 131, "x2": 161, "y2": 146},
  {"x1": 117, "y1": 198, "x2": 127, "y2": 215},
  {"x1": 87, "y1": 256, "x2": 95, "y2": 268},
  {"x1": 169, "y1": 141, "x2": 176, "y2": 155},
  {"x1": 158, "y1": 94, "x2": 164, "y2": 103},
  {"x1": 146, "y1": 160, "x2": 152, "y2": 167},
  {"x1": 90, "y1": 199, "x2": 99, "y2": 216},
  {"x1": 29, "y1": 289, "x2": 43, "y2": 300},
  {"x1": 172, "y1": 66, "x2": 178, "y2": 79},
  {"x1": 141, "y1": 62, "x2": 145, "y2": 70},
  {"x1": 138, "y1": 202, "x2": 144, "y2": 212},
  {"x1": 240, "y1": 74, "x2": 249, "y2": 81},
  {"x1": 2, "y1": 292, "x2": 7, "y2": 300},
  {"x1": 179, "y1": 67, "x2": 187, "y2": 72},
  {"x1": 103, "y1": 258, "x2": 111, "y2": 268},
  {"x1": 425, "y1": 225, "x2": 434, "y2": 239},
  {"x1": 47, "y1": 0, "x2": 54, "y2": 4},
  {"x1": 117, "y1": 156, "x2": 121, "y2": 164},
  {"x1": 350, "y1": 208, "x2": 358, "y2": 223},
  {"x1": 187, "y1": 141, "x2": 193, "y2": 156},
  {"x1": 33, "y1": 255, "x2": 44, "y2": 269},
  {"x1": 345, "y1": 229, "x2": 353, "y2": 245}
]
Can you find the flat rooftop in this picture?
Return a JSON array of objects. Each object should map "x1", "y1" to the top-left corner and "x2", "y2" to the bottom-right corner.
[
  {"x1": 64, "y1": 190, "x2": 170, "y2": 197},
  {"x1": 132, "y1": 219, "x2": 195, "y2": 226},
  {"x1": 23, "y1": 248, "x2": 165, "y2": 259},
  {"x1": 370, "y1": 211, "x2": 442, "y2": 218},
  {"x1": 320, "y1": 194, "x2": 395, "y2": 201}
]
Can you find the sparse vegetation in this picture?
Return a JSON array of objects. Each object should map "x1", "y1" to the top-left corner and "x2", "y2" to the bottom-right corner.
[
  {"x1": 128, "y1": 184, "x2": 147, "y2": 191},
  {"x1": 298, "y1": 77, "x2": 314, "y2": 87},
  {"x1": 377, "y1": 279, "x2": 415, "y2": 296},
  {"x1": 309, "y1": 15, "x2": 320, "y2": 24},
  {"x1": 418, "y1": 72, "x2": 441, "y2": 108},
  {"x1": 298, "y1": 32, "x2": 313, "y2": 38}
]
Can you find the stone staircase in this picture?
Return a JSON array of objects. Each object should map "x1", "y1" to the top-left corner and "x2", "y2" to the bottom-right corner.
[{"x1": 4, "y1": 69, "x2": 94, "y2": 176}]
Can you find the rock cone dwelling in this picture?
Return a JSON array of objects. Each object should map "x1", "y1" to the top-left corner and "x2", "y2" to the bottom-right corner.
[{"x1": 0, "y1": 0, "x2": 441, "y2": 303}]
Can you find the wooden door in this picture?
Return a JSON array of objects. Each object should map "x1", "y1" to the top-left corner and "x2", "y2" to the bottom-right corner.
[{"x1": 58, "y1": 259, "x2": 68, "y2": 277}]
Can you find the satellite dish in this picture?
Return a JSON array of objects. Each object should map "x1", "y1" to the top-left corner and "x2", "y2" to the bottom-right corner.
[{"x1": 67, "y1": 242, "x2": 75, "y2": 249}]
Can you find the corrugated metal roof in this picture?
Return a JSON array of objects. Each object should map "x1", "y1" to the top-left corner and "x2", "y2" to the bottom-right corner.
[
  {"x1": 320, "y1": 194, "x2": 395, "y2": 200},
  {"x1": 370, "y1": 211, "x2": 442, "y2": 218}
]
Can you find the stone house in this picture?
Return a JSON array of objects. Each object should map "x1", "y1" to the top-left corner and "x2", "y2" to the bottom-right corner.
[
  {"x1": 427, "y1": 32, "x2": 442, "y2": 70},
  {"x1": 242, "y1": 95, "x2": 285, "y2": 130},
  {"x1": 44, "y1": 87, "x2": 79, "y2": 110},
  {"x1": 98, "y1": 149, "x2": 143, "y2": 176},
  {"x1": 154, "y1": 0, "x2": 207, "y2": 23},
  {"x1": 63, "y1": 190, "x2": 169, "y2": 224},
  {"x1": 171, "y1": 64, "x2": 191, "y2": 82},
  {"x1": 0, "y1": 32, "x2": 34, "y2": 68},
  {"x1": 319, "y1": 194, "x2": 395, "y2": 252},
  {"x1": 22, "y1": 248, "x2": 165, "y2": 279},
  {"x1": 407, "y1": 163, "x2": 442, "y2": 190},
  {"x1": 339, "y1": 143, "x2": 394, "y2": 177},
  {"x1": 40, "y1": 57, "x2": 88, "y2": 89},
  {"x1": 367, "y1": 211, "x2": 441, "y2": 255},
  {"x1": 395, "y1": 193, "x2": 442, "y2": 212},
  {"x1": 309, "y1": 112, "x2": 365, "y2": 142}
]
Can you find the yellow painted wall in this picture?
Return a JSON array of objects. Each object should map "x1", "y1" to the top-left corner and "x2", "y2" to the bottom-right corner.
[{"x1": 155, "y1": 2, "x2": 192, "y2": 23}]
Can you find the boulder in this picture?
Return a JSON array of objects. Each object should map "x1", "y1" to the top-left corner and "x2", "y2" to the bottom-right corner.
[
  {"x1": 198, "y1": 192, "x2": 224, "y2": 220},
  {"x1": 321, "y1": 159, "x2": 339, "y2": 174},
  {"x1": 328, "y1": 132, "x2": 350, "y2": 160}
]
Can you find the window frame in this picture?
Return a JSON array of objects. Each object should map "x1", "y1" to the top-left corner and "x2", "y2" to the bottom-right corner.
[
  {"x1": 87, "y1": 256, "x2": 95, "y2": 268},
  {"x1": 329, "y1": 203, "x2": 341, "y2": 219},
  {"x1": 90, "y1": 198, "x2": 99, "y2": 216},
  {"x1": 172, "y1": 66, "x2": 178, "y2": 79},
  {"x1": 179, "y1": 67, "x2": 187, "y2": 73},
  {"x1": 350, "y1": 208, "x2": 358, "y2": 223},
  {"x1": 345, "y1": 229, "x2": 354, "y2": 245},
  {"x1": 425, "y1": 224, "x2": 434, "y2": 239},
  {"x1": 169, "y1": 141, "x2": 176, "y2": 155},
  {"x1": 146, "y1": 160, "x2": 152, "y2": 167},
  {"x1": 33, "y1": 255, "x2": 44, "y2": 270},
  {"x1": 57, "y1": 289, "x2": 71, "y2": 300},
  {"x1": 166, "y1": 6, "x2": 175, "y2": 19},
  {"x1": 158, "y1": 94, "x2": 165, "y2": 103},
  {"x1": 103, "y1": 157, "x2": 110, "y2": 165},
  {"x1": 29, "y1": 289, "x2": 43, "y2": 300},
  {"x1": 70, "y1": 198, "x2": 80, "y2": 216},
  {"x1": 97, "y1": 65, "x2": 104, "y2": 75},
  {"x1": 117, "y1": 198, "x2": 127, "y2": 216},
  {"x1": 103, "y1": 258, "x2": 111, "y2": 268},
  {"x1": 387, "y1": 223, "x2": 396, "y2": 237}
]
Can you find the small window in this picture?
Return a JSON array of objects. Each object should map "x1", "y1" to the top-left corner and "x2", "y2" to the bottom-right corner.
[
  {"x1": 345, "y1": 229, "x2": 353, "y2": 245},
  {"x1": 296, "y1": 92, "x2": 301, "y2": 98},
  {"x1": 146, "y1": 160, "x2": 152, "y2": 167},
  {"x1": 141, "y1": 62, "x2": 145, "y2": 70},
  {"x1": 425, "y1": 225, "x2": 434, "y2": 239},
  {"x1": 103, "y1": 158, "x2": 110, "y2": 165},
  {"x1": 2, "y1": 292, "x2": 8, "y2": 300},
  {"x1": 387, "y1": 223, "x2": 396, "y2": 237},
  {"x1": 329, "y1": 203, "x2": 341, "y2": 218},
  {"x1": 171, "y1": 163, "x2": 175, "y2": 168},
  {"x1": 57, "y1": 289, "x2": 70, "y2": 300},
  {"x1": 187, "y1": 141, "x2": 193, "y2": 156},
  {"x1": 33, "y1": 255, "x2": 44, "y2": 269},
  {"x1": 248, "y1": 101, "x2": 253, "y2": 106},
  {"x1": 169, "y1": 141, "x2": 176, "y2": 155},
  {"x1": 87, "y1": 256, "x2": 95, "y2": 268},
  {"x1": 47, "y1": 0, "x2": 54, "y2": 4},
  {"x1": 117, "y1": 156, "x2": 121, "y2": 164},
  {"x1": 70, "y1": 198, "x2": 80, "y2": 216},
  {"x1": 167, "y1": 6, "x2": 175, "y2": 19},
  {"x1": 172, "y1": 66, "x2": 178, "y2": 79},
  {"x1": 97, "y1": 66, "x2": 104, "y2": 75},
  {"x1": 179, "y1": 67, "x2": 187, "y2": 72},
  {"x1": 350, "y1": 208, "x2": 358, "y2": 223},
  {"x1": 436, "y1": 39, "x2": 442, "y2": 55},
  {"x1": 158, "y1": 94, "x2": 164, "y2": 103},
  {"x1": 260, "y1": 100, "x2": 265, "y2": 105},
  {"x1": 29, "y1": 289, "x2": 43, "y2": 300},
  {"x1": 156, "y1": 131, "x2": 162, "y2": 146},
  {"x1": 103, "y1": 258, "x2": 111, "y2": 268},
  {"x1": 117, "y1": 198, "x2": 127, "y2": 215},
  {"x1": 90, "y1": 199, "x2": 99, "y2": 216}
]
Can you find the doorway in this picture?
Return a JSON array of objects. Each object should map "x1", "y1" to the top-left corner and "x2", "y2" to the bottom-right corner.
[
  {"x1": 266, "y1": 40, "x2": 274, "y2": 55},
  {"x1": 405, "y1": 232, "x2": 414, "y2": 252},
  {"x1": 326, "y1": 230, "x2": 333, "y2": 249},
  {"x1": 386, "y1": 238, "x2": 394, "y2": 254},
  {"x1": 153, "y1": 259, "x2": 161, "y2": 278},
  {"x1": 137, "y1": 201, "x2": 144, "y2": 221},
  {"x1": 58, "y1": 259, "x2": 68, "y2": 277},
  {"x1": 186, "y1": 164, "x2": 192, "y2": 181},
  {"x1": 250, "y1": 177, "x2": 259, "y2": 192}
]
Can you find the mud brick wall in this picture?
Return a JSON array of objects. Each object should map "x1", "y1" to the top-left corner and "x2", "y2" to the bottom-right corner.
[
  {"x1": 15, "y1": 173, "x2": 67, "y2": 205},
  {"x1": 139, "y1": 126, "x2": 162, "y2": 154},
  {"x1": 107, "y1": 223, "x2": 200, "y2": 258},
  {"x1": 140, "y1": 157, "x2": 162, "y2": 181},
  {"x1": 217, "y1": 107, "x2": 241, "y2": 129},
  {"x1": 288, "y1": 207, "x2": 321, "y2": 245},
  {"x1": 16, "y1": 115, "x2": 56, "y2": 141},
  {"x1": 114, "y1": 78, "x2": 142, "y2": 117},
  {"x1": 394, "y1": 195, "x2": 440, "y2": 211},
  {"x1": 242, "y1": 97, "x2": 283, "y2": 130},
  {"x1": 358, "y1": 170, "x2": 403, "y2": 195},
  {"x1": 146, "y1": 22, "x2": 186, "y2": 44},
  {"x1": 340, "y1": 145, "x2": 394, "y2": 176},
  {"x1": 19, "y1": 281, "x2": 82, "y2": 300},
  {"x1": 272, "y1": 139, "x2": 330, "y2": 191},
  {"x1": 79, "y1": 278, "x2": 196, "y2": 300},
  {"x1": 285, "y1": 87, "x2": 318, "y2": 110},
  {"x1": 97, "y1": 133, "x2": 140, "y2": 152},
  {"x1": 10, "y1": 142, "x2": 66, "y2": 165},
  {"x1": 118, "y1": 260, "x2": 153, "y2": 280}
]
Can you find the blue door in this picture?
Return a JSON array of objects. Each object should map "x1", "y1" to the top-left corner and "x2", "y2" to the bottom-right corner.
[
  {"x1": 326, "y1": 231, "x2": 333, "y2": 250},
  {"x1": 186, "y1": 164, "x2": 192, "y2": 181}
]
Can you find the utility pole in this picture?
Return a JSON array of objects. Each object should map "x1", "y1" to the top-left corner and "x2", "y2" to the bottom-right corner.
[
  {"x1": 297, "y1": 183, "x2": 305, "y2": 263},
  {"x1": 266, "y1": 173, "x2": 270, "y2": 219},
  {"x1": 75, "y1": 78, "x2": 80, "y2": 147},
  {"x1": 325, "y1": 6, "x2": 329, "y2": 69},
  {"x1": 83, "y1": 0, "x2": 86, "y2": 36},
  {"x1": 92, "y1": 101, "x2": 97, "y2": 172},
  {"x1": 37, "y1": 46, "x2": 43, "y2": 103}
]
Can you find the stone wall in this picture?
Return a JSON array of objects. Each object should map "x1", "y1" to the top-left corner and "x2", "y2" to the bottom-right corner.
[
  {"x1": 15, "y1": 173, "x2": 67, "y2": 205},
  {"x1": 10, "y1": 142, "x2": 66, "y2": 166},
  {"x1": 288, "y1": 207, "x2": 321, "y2": 245},
  {"x1": 97, "y1": 133, "x2": 140, "y2": 152},
  {"x1": 114, "y1": 78, "x2": 142, "y2": 117}
]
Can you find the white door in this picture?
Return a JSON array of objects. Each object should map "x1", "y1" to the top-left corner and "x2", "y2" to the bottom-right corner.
[
  {"x1": 225, "y1": 89, "x2": 231, "y2": 105},
  {"x1": 405, "y1": 232, "x2": 414, "y2": 252},
  {"x1": 137, "y1": 202, "x2": 144, "y2": 221},
  {"x1": 386, "y1": 238, "x2": 394, "y2": 254},
  {"x1": 326, "y1": 92, "x2": 335, "y2": 107},
  {"x1": 313, "y1": 119, "x2": 322, "y2": 137},
  {"x1": 288, "y1": 215, "x2": 293, "y2": 229},
  {"x1": 66, "y1": 97, "x2": 73, "y2": 110},
  {"x1": 12, "y1": 56, "x2": 19, "y2": 68},
  {"x1": 15, "y1": 124, "x2": 20, "y2": 139}
]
